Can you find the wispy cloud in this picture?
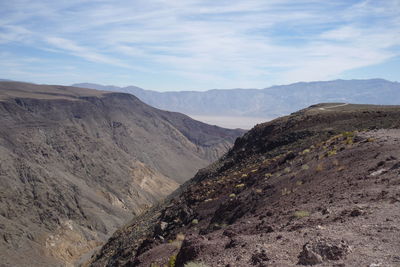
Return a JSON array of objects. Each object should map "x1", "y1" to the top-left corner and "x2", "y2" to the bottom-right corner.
[
  {"x1": 0, "y1": 0, "x2": 399, "y2": 90},
  {"x1": 45, "y1": 37, "x2": 131, "y2": 68}
]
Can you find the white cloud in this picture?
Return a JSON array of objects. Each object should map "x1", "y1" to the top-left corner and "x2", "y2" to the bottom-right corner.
[
  {"x1": 0, "y1": 0, "x2": 399, "y2": 89},
  {"x1": 45, "y1": 37, "x2": 129, "y2": 67}
]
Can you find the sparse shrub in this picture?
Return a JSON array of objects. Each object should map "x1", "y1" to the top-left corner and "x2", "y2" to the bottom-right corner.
[
  {"x1": 168, "y1": 254, "x2": 177, "y2": 267},
  {"x1": 184, "y1": 261, "x2": 209, "y2": 267},
  {"x1": 327, "y1": 149, "x2": 337, "y2": 157},
  {"x1": 235, "y1": 183, "x2": 245, "y2": 188},
  {"x1": 345, "y1": 137, "x2": 354, "y2": 145},
  {"x1": 342, "y1": 131, "x2": 355, "y2": 138},
  {"x1": 265, "y1": 173, "x2": 272, "y2": 178},
  {"x1": 301, "y1": 164, "x2": 309, "y2": 170},
  {"x1": 294, "y1": 210, "x2": 310, "y2": 218}
]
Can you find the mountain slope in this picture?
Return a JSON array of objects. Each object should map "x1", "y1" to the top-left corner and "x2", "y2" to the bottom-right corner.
[
  {"x1": 0, "y1": 81, "x2": 244, "y2": 266},
  {"x1": 90, "y1": 103, "x2": 400, "y2": 266},
  {"x1": 73, "y1": 79, "x2": 400, "y2": 120}
]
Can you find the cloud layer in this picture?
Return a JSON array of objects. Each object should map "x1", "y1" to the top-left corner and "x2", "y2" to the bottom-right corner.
[{"x1": 0, "y1": 0, "x2": 399, "y2": 90}]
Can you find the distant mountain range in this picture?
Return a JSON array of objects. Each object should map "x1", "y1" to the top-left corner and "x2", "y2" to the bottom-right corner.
[{"x1": 73, "y1": 79, "x2": 400, "y2": 121}]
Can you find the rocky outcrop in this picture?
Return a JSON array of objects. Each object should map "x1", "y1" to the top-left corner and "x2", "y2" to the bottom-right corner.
[{"x1": 298, "y1": 238, "x2": 350, "y2": 265}]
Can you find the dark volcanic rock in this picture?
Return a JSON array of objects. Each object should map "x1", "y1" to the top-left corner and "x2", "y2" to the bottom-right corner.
[
  {"x1": 91, "y1": 104, "x2": 400, "y2": 267},
  {"x1": 298, "y1": 238, "x2": 350, "y2": 265},
  {"x1": 251, "y1": 249, "x2": 270, "y2": 266},
  {"x1": 175, "y1": 235, "x2": 206, "y2": 266}
]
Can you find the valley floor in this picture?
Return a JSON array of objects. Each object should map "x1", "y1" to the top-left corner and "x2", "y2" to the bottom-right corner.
[{"x1": 188, "y1": 115, "x2": 273, "y2": 129}]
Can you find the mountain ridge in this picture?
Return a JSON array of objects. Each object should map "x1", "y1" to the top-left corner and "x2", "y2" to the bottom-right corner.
[
  {"x1": 90, "y1": 103, "x2": 400, "y2": 266},
  {"x1": 0, "y1": 81, "x2": 244, "y2": 266},
  {"x1": 73, "y1": 79, "x2": 400, "y2": 129}
]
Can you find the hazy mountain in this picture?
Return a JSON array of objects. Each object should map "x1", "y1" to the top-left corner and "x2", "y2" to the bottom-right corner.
[
  {"x1": 0, "y1": 81, "x2": 244, "y2": 266},
  {"x1": 74, "y1": 79, "x2": 400, "y2": 124},
  {"x1": 91, "y1": 103, "x2": 400, "y2": 266}
]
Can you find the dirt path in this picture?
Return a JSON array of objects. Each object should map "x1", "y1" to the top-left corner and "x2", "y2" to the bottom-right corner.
[{"x1": 318, "y1": 103, "x2": 349, "y2": 110}]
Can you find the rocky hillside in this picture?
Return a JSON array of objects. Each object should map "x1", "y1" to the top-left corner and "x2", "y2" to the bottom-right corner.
[
  {"x1": 74, "y1": 79, "x2": 400, "y2": 118},
  {"x1": 0, "y1": 81, "x2": 244, "y2": 267},
  {"x1": 90, "y1": 103, "x2": 400, "y2": 267}
]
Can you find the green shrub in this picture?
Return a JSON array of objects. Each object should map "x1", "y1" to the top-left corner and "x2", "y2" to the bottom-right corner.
[
  {"x1": 235, "y1": 183, "x2": 245, "y2": 188},
  {"x1": 294, "y1": 210, "x2": 310, "y2": 218},
  {"x1": 168, "y1": 255, "x2": 177, "y2": 267},
  {"x1": 345, "y1": 137, "x2": 354, "y2": 145},
  {"x1": 327, "y1": 149, "x2": 337, "y2": 156},
  {"x1": 342, "y1": 131, "x2": 355, "y2": 138}
]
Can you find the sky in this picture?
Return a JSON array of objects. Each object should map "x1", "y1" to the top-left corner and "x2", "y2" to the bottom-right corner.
[{"x1": 0, "y1": 0, "x2": 399, "y2": 91}]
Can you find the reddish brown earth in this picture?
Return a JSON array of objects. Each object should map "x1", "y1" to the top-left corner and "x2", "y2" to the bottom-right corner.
[{"x1": 90, "y1": 104, "x2": 400, "y2": 267}]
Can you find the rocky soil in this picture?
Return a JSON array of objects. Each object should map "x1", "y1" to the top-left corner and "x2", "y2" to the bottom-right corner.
[
  {"x1": 90, "y1": 103, "x2": 400, "y2": 267},
  {"x1": 0, "y1": 81, "x2": 244, "y2": 266}
]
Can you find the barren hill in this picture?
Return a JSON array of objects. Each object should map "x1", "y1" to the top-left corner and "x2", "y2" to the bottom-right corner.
[
  {"x1": 0, "y1": 81, "x2": 244, "y2": 266},
  {"x1": 91, "y1": 103, "x2": 400, "y2": 267}
]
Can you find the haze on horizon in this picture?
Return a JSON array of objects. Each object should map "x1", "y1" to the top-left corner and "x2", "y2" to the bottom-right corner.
[{"x1": 1, "y1": 0, "x2": 399, "y2": 91}]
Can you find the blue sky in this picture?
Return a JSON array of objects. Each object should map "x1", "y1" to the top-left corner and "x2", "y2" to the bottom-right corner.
[{"x1": 0, "y1": 0, "x2": 399, "y2": 91}]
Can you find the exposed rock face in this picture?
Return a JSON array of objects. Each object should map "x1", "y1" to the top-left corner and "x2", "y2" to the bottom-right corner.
[
  {"x1": 0, "y1": 81, "x2": 244, "y2": 266},
  {"x1": 298, "y1": 238, "x2": 350, "y2": 265},
  {"x1": 90, "y1": 104, "x2": 400, "y2": 267}
]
